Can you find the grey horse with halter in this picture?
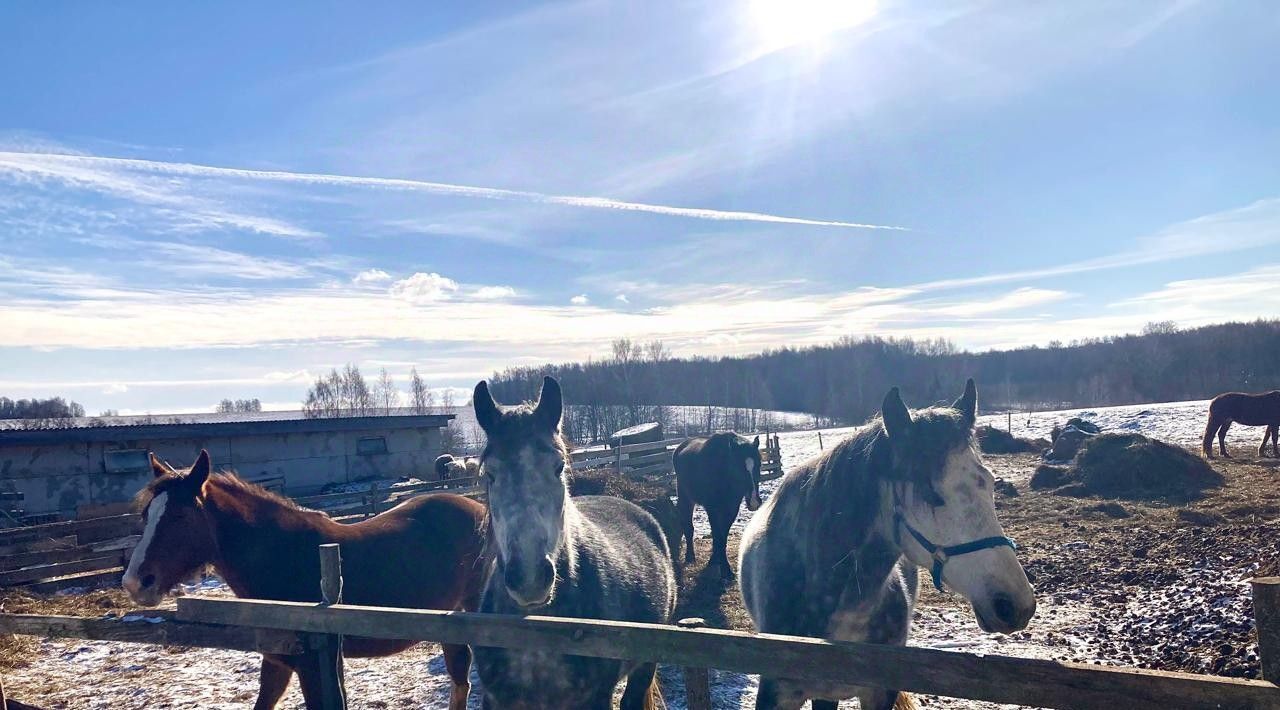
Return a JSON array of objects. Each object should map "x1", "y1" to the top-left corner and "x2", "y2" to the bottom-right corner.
[{"x1": 739, "y1": 379, "x2": 1035, "y2": 709}]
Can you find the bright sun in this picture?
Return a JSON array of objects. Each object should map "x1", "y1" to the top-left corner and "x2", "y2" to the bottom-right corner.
[{"x1": 749, "y1": 0, "x2": 878, "y2": 53}]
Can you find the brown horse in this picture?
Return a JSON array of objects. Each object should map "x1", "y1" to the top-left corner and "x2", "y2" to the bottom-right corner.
[
  {"x1": 124, "y1": 449, "x2": 487, "y2": 710},
  {"x1": 1202, "y1": 390, "x2": 1280, "y2": 458}
]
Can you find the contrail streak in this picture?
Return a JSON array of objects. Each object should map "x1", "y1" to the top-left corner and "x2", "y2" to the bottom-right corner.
[{"x1": 0, "y1": 151, "x2": 907, "y2": 231}]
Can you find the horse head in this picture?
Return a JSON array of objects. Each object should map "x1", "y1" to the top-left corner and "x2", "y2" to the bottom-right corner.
[
  {"x1": 474, "y1": 376, "x2": 569, "y2": 609},
  {"x1": 123, "y1": 449, "x2": 217, "y2": 606},
  {"x1": 883, "y1": 379, "x2": 1036, "y2": 633}
]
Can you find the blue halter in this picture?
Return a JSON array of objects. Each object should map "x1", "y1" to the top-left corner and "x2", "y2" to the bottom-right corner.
[{"x1": 894, "y1": 507, "x2": 1017, "y2": 593}]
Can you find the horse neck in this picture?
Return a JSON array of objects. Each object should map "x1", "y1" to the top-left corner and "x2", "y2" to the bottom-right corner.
[
  {"x1": 553, "y1": 486, "x2": 585, "y2": 575},
  {"x1": 200, "y1": 477, "x2": 330, "y2": 598},
  {"x1": 804, "y1": 434, "x2": 902, "y2": 581}
]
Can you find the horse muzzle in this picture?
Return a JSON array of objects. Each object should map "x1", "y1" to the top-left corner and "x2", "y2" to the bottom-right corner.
[
  {"x1": 745, "y1": 493, "x2": 762, "y2": 511},
  {"x1": 973, "y1": 590, "x2": 1036, "y2": 634},
  {"x1": 122, "y1": 570, "x2": 165, "y2": 607},
  {"x1": 503, "y1": 555, "x2": 556, "y2": 609}
]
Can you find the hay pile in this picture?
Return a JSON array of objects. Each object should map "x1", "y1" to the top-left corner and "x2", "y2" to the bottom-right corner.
[
  {"x1": 977, "y1": 425, "x2": 1047, "y2": 454},
  {"x1": 567, "y1": 469, "x2": 680, "y2": 558},
  {"x1": 1033, "y1": 433, "x2": 1224, "y2": 501},
  {"x1": 0, "y1": 588, "x2": 138, "y2": 669}
]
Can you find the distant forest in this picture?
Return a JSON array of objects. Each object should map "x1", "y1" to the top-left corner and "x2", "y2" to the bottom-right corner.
[
  {"x1": 0, "y1": 396, "x2": 85, "y2": 421},
  {"x1": 487, "y1": 320, "x2": 1280, "y2": 439}
]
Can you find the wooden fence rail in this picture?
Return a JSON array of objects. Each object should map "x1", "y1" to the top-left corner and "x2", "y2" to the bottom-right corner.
[
  {"x1": 3, "y1": 546, "x2": 1279, "y2": 709},
  {"x1": 173, "y1": 595, "x2": 1280, "y2": 710}
]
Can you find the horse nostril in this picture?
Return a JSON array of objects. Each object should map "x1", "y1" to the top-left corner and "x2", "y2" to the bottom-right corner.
[
  {"x1": 141, "y1": 574, "x2": 156, "y2": 589},
  {"x1": 537, "y1": 556, "x2": 555, "y2": 587},
  {"x1": 504, "y1": 563, "x2": 526, "y2": 591},
  {"x1": 992, "y1": 594, "x2": 1017, "y2": 625}
]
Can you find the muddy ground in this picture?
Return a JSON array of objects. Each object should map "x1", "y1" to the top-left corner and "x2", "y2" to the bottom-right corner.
[{"x1": 3, "y1": 450, "x2": 1279, "y2": 708}]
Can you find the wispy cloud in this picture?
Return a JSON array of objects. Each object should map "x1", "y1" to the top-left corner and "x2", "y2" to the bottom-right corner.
[
  {"x1": 0, "y1": 151, "x2": 319, "y2": 240},
  {"x1": 0, "y1": 151, "x2": 906, "y2": 231},
  {"x1": 76, "y1": 236, "x2": 314, "y2": 281}
]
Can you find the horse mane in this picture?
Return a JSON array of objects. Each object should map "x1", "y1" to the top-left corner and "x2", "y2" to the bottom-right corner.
[
  {"x1": 134, "y1": 469, "x2": 321, "y2": 520},
  {"x1": 789, "y1": 407, "x2": 974, "y2": 555}
]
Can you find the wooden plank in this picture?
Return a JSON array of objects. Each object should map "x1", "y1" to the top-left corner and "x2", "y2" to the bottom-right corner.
[
  {"x1": 0, "y1": 611, "x2": 303, "y2": 655},
  {"x1": 1254, "y1": 577, "x2": 1280, "y2": 681},
  {"x1": 75, "y1": 502, "x2": 132, "y2": 520},
  {"x1": 677, "y1": 618, "x2": 712, "y2": 710},
  {"x1": 75, "y1": 520, "x2": 141, "y2": 546},
  {"x1": 625, "y1": 462, "x2": 675, "y2": 479},
  {"x1": 619, "y1": 451, "x2": 672, "y2": 469},
  {"x1": 615, "y1": 437, "x2": 686, "y2": 455},
  {"x1": 0, "y1": 515, "x2": 140, "y2": 545},
  {"x1": 314, "y1": 544, "x2": 348, "y2": 710},
  {"x1": 22, "y1": 568, "x2": 123, "y2": 595},
  {"x1": 176, "y1": 598, "x2": 1280, "y2": 710},
  {"x1": 0, "y1": 554, "x2": 127, "y2": 586},
  {"x1": 0, "y1": 544, "x2": 107, "y2": 572},
  {"x1": 0, "y1": 537, "x2": 77, "y2": 558}
]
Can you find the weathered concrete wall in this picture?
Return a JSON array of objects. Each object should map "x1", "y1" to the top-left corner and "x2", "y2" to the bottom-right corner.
[{"x1": 0, "y1": 425, "x2": 444, "y2": 516}]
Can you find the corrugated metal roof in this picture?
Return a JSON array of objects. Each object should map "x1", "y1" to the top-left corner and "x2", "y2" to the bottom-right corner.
[{"x1": 0, "y1": 409, "x2": 457, "y2": 447}]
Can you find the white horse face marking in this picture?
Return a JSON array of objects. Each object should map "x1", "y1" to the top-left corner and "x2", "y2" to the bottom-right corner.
[
  {"x1": 743, "y1": 457, "x2": 762, "y2": 511},
  {"x1": 123, "y1": 492, "x2": 168, "y2": 606},
  {"x1": 897, "y1": 445, "x2": 1036, "y2": 633},
  {"x1": 484, "y1": 441, "x2": 566, "y2": 608}
]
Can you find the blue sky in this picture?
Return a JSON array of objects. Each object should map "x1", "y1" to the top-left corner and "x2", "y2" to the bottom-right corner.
[{"x1": 2, "y1": 0, "x2": 1279, "y2": 415}]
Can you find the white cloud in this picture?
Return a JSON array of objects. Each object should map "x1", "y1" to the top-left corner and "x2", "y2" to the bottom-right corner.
[
  {"x1": 570, "y1": 294, "x2": 590, "y2": 305},
  {"x1": 102, "y1": 383, "x2": 128, "y2": 395},
  {"x1": 353, "y1": 268, "x2": 392, "y2": 285},
  {"x1": 473, "y1": 285, "x2": 517, "y2": 300},
  {"x1": 615, "y1": 294, "x2": 630, "y2": 303},
  {"x1": 389, "y1": 272, "x2": 459, "y2": 303}
]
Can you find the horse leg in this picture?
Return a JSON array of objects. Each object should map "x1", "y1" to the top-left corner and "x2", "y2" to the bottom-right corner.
[
  {"x1": 677, "y1": 484, "x2": 696, "y2": 564},
  {"x1": 1272, "y1": 425, "x2": 1279, "y2": 458},
  {"x1": 755, "y1": 677, "x2": 806, "y2": 710},
  {"x1": 619, "y1": 661, "x2": 658, "y2": 710},
  {"x1": 811, "y1": 700, "x2": 839, "y2": 710},
  {"x1": 253, "y1": 654, "x2": 295, "y2": 710},
  {"x1": 1219, "y1": 420, "x2": 1233, "y2": 458},
  {"x1": 1203, "y1": 415, "x2": 1221, "y2": 458},
  {"x1": 442, "y1": 643, "x2": 473, "y2": 710},
  {"x1": 858, "y1": 688, "x2": 918, "y2": 710},
  {"x1": 708, "y1": 505, "x2": 734, "y2": 578},
  {"x1": 294, "y1": 652, "x2": 345, "y2": 710},
  {"x1": 1262, "y1": 426, "x2": 1274, "y2": 458}
]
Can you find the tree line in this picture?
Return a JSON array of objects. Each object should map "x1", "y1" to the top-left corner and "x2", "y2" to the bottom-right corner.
[
  {"x1": 0, "y1": 396, "x2": 85, "y2": 421},
  {"x1": 301, "y1": 365, "x2": 455, "y2": 417},
  {"x1": 486, "y1": 319, "x2": 1280, "y2": 436}
]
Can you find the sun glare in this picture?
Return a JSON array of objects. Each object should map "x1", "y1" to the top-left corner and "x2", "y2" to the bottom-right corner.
[{"x1": 749, "y1": 0, "x2": 878, "y2": 54}]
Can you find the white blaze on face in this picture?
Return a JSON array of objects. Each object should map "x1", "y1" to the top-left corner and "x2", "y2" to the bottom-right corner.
[
  {"x1": 744, "y1": 457, "x2": 762, "y2": 511},
  {"x1": 123, "y1": 492, "x2": 167, "y2": 596}
]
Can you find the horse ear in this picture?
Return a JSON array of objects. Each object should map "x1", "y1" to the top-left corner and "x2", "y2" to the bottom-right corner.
[
  {"x1": 534, "y1": 376, "x2": 563, "y2": 432},
  {"x1": 186, "y1": 449, "x2": 211, "y2": 492},
  {"x1": 881, "y1": 387, "x2": 913, "y2": 439},
  {"x1": 953, "y1": 378, "x2": 977, "y2": 426},
  {"x1": 752, "y1": 435, "x2": 760, "y2": 448},
  {"x1": 150, "y1": 452, "x2": 175, "y2": 479},
  {"x1": 473, "y1": 381, "x2": 500, "y2": 433}
]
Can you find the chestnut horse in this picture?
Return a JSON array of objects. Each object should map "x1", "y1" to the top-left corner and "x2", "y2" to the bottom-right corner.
[
  {"x1": 124, "y1": 449, "x2": 487, "y2": 710},
  {"x1": 1202, "y1": 390, "x2": 1280, "y2": 458}
]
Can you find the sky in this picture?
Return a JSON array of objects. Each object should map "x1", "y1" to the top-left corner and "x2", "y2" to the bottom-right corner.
[{"x1": 1, "y1": 1, "x2": 1279, "y2": 415}]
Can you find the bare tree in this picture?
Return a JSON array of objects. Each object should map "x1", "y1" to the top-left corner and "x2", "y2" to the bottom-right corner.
[
  {"x1": 373, "y1": 368, "x2": 400, "y2": 415},
  {"x1": 441, "y1": 387, "x2": 456, "y2": 409},
  {"x1": 409, "y1": 367, "x2": 434, "y2": 413}
]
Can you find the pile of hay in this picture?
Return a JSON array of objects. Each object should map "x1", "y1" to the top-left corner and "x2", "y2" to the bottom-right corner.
[
  {"x1": 568, "y1": 468, "x2": 680, "y2": 558},
  {"x1": 977, "y1": 425, "x2": 1047, "y2": 454},
  {"x1": 1033, "y1": 433, "x2": 1223, "y2": 501},
  {"x1": 1073, "y1": 433, "x2": 1224, "y2": 500}
]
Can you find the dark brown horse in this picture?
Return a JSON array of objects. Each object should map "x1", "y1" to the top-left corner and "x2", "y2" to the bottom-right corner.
[
  {"x1": 1202, "y1": 390, "x2": 1280, "y2": 458},
  {"x1": 673, "y1": 432, "x2": 762, "y2": 578},
  {"x1": 124, "y1": 449, "x2": 487, "y2": 710}
]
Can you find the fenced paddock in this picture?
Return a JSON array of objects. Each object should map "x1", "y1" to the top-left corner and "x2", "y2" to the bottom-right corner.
[
  {"x1": 2, "y1": 544, "x2": 1279, "y2": 709},
  {"x1": 571, "y1": 432, "x2": 784, "y2": 483}
]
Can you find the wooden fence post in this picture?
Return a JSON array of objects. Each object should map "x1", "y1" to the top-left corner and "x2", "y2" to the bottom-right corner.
[
  {"x1": 313, "y1": 543, "x2": 347, "y2": 710},
  {"x1": 677, "y1": 618, "x2": 712, "y2": 710},
  {"x1": 1252, "y1": 576, "x2": 1280, "y2": 681}
]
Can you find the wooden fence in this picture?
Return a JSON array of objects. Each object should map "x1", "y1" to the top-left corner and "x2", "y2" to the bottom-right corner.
[
  {"x1": 570, "y1": 432, "x2": 785, "y2": 483},
  {"x1": 2, "y1": 546, "x2": 1279, "y2": 710}
]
